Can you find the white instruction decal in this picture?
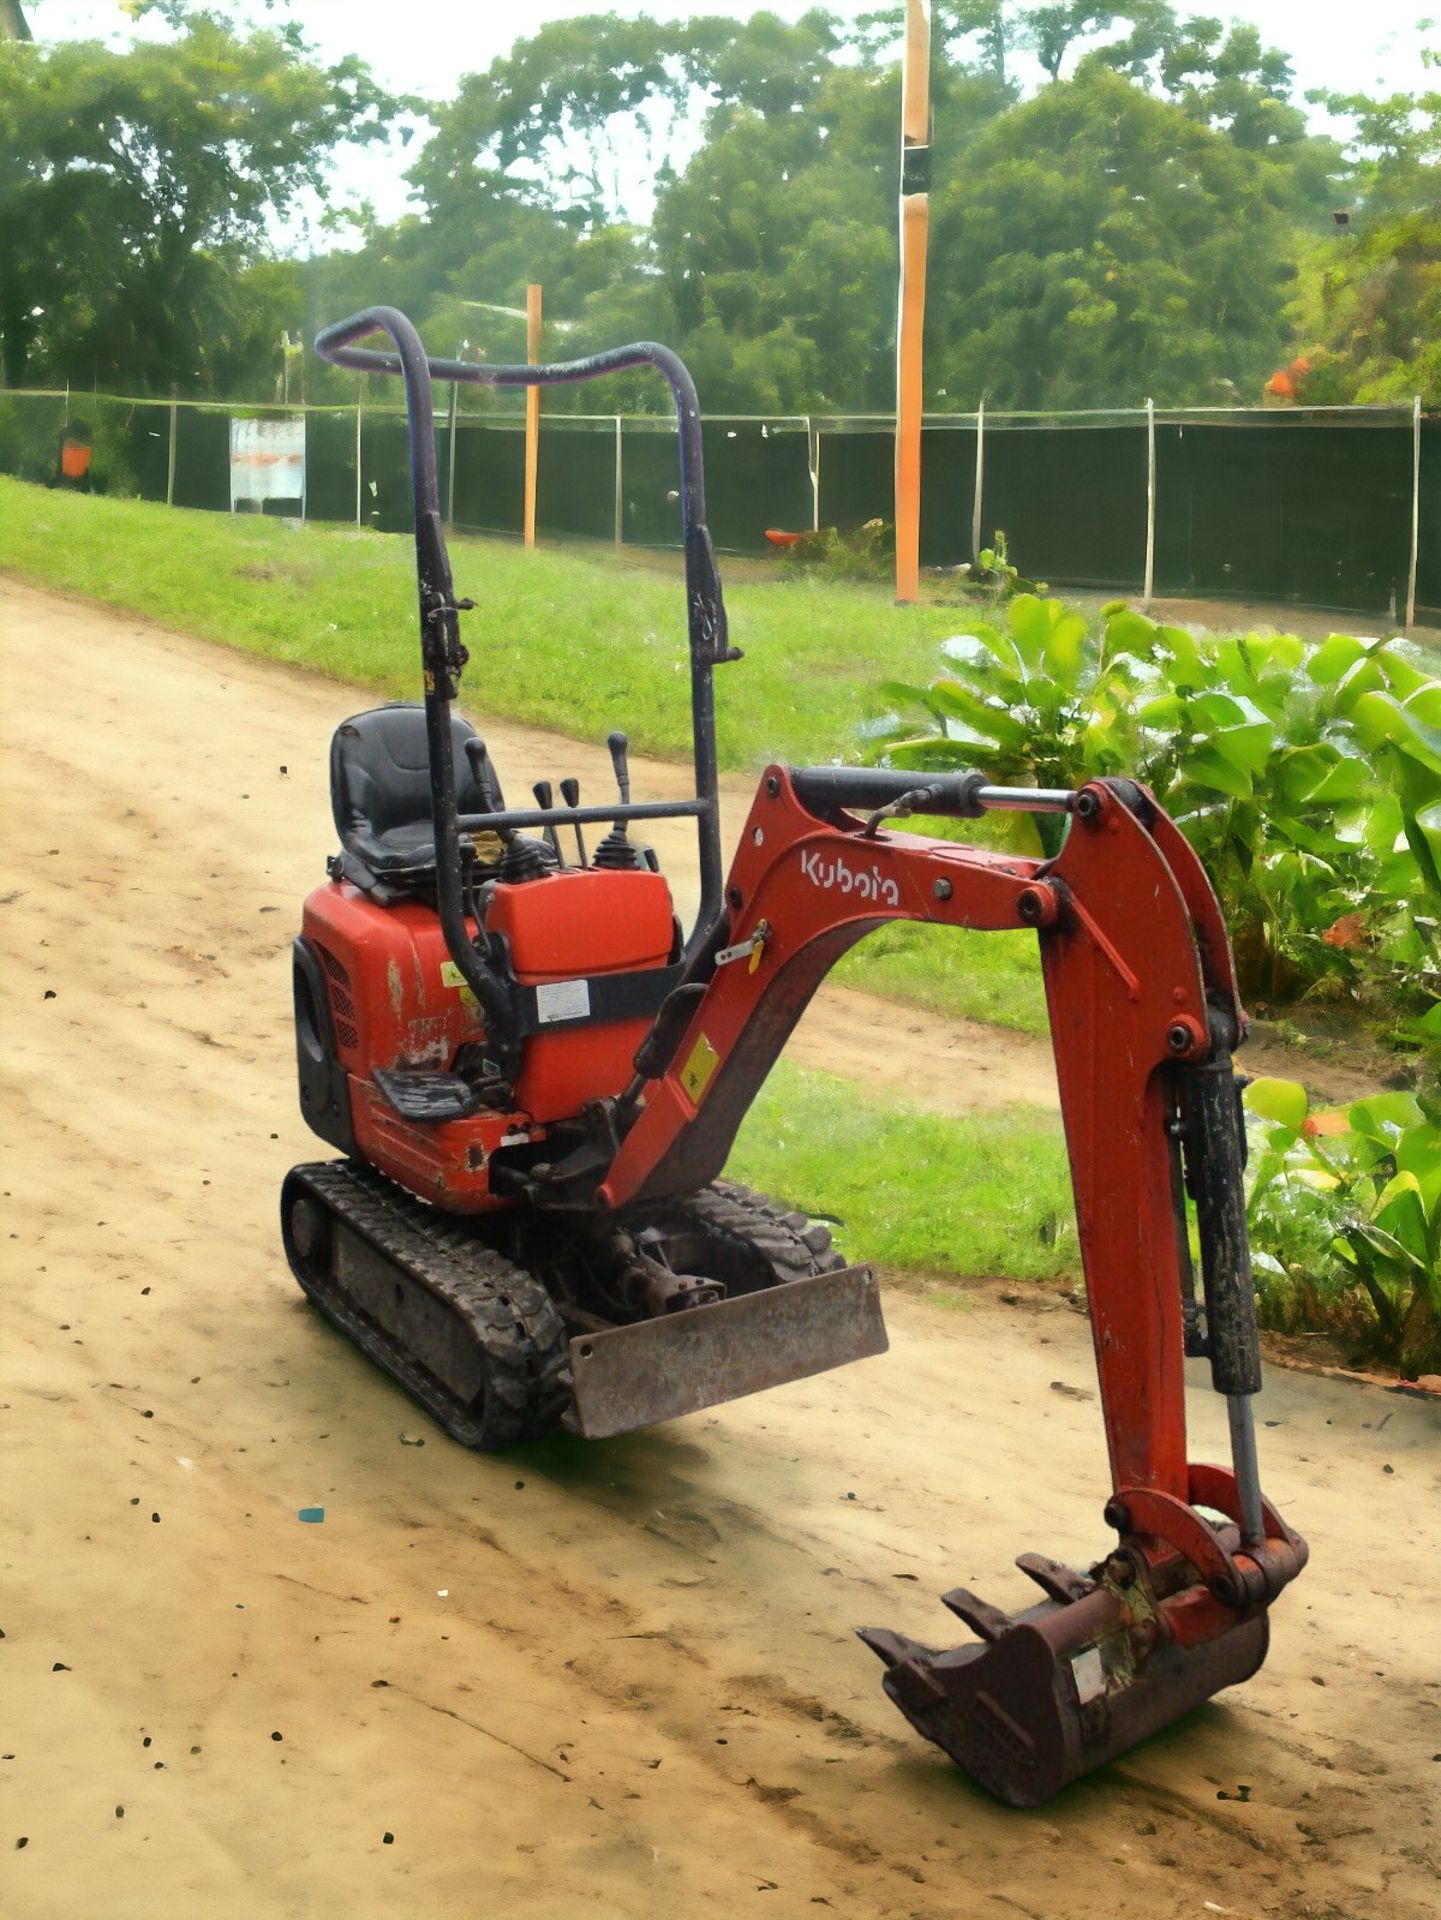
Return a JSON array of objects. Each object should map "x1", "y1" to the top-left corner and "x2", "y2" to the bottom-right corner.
[
  {"x1": 1070, "y1": 1646, "x2": 1106, "y2": 1705},
  {"x1": 536, "y1": 978, "x2": 591, "y2": 1025}
]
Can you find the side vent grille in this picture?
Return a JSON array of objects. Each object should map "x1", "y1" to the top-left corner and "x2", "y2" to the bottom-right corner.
[{"x1": 316, "y1": 945, "x2": 358, "y2": 1053}]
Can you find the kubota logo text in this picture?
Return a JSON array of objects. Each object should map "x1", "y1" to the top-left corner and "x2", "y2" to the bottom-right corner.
[{"x1": 800, "y1": 848, "x2": 901, "y2": 906}]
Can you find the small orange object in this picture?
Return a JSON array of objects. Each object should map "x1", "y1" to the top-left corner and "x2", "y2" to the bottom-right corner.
[
  {"x1": 60, "y1": 440, "x2": 92, "y2": 479},
  {"x1": 765, "y1": 528, "x2": 804, "y2": 547}
]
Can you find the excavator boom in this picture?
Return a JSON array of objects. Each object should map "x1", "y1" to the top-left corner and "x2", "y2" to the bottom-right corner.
[{"x1": 595, "y1": 762, "x2": 1307, "y2": 1802}]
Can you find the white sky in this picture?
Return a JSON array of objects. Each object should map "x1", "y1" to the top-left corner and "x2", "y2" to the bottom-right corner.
[{"x1": 24, "y1": 0, "x2": 1438, "y2": 239}]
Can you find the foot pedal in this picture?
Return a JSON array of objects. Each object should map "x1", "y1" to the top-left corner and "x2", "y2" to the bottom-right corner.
[{"x1": 372, "y1": 1068, "x2": 482, "y2": 1124}]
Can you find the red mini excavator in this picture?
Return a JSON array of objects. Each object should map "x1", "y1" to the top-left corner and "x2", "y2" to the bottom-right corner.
[{"x1": 283, "y1": 308, "x2": 1307, "y2": 1806}]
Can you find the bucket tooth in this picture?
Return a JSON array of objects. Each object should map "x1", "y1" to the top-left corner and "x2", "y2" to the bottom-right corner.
[
  {"x1": 1015, "y1": 1552, "x2": 1095, "y2": 1604},
  {"x1": 939, "y1": 1587, "x2": 1013, "y2": 1641},
  {"x1": 855, "y1": 1625, "x2": 931, "y2": 1671}
]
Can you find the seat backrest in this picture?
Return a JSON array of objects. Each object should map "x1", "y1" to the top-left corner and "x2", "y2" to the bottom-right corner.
[{"x1": 330, "y1": 703, "x2": 496, "y2": 857}]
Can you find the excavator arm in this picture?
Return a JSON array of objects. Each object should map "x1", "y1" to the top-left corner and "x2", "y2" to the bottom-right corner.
[{"x1": 600, "y1": 764, "x2": 1307, "y2": 1804}]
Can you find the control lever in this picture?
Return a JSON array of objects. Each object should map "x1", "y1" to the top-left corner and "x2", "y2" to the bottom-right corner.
[
  {"x1": 608, "y1": 730, "x2": 631, "y2": 809},
  {"x1": 595, "y1": 730, "x2": 641, "y2": 870},
  {"x1": 465, "y1": 738, "x2": 500, "y2": 814},
  {"x1": 560, "y1": 777, "x2": 587, "y2": 865},
  {"x1": 532, "y1": 780, "x2": 563, "y2": 863},
  {"x1": 466, "y1": 738, "x2": 544, "y2": 882}
]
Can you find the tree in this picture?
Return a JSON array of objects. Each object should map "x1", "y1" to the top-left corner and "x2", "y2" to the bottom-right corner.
[
  {"x1": 926, "y1": 64, "x2": 1312, "y2": 408},
  {"x1": 0, "y1": 5, "x2": 395, "y2": 391},
  {"x1": 1294, "y1": 53, "x2": 1441, "y2": 403},
  {"x1": 409, "y1": 9, "x2": 846, "y2": 227}
]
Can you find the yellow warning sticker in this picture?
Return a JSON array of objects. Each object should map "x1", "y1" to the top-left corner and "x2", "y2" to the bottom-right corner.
[
  {"x1": 439, "y1": 960, "x2": 476, "y2": 1007},
  {"x1": 679, "y1": 1032, "x2": 720, "y2": 1105}
]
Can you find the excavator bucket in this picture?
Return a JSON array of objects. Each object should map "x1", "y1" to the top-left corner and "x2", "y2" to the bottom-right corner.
[{"x1": 859, "y1": 1551, "x2": 1270, "y2": 1806}]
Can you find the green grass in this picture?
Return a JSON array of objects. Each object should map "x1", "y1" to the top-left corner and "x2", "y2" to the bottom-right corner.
[
  {"x1": 835, "y1": 920, "x2": 1047, "y2": 1036},
  {"x1": 726, "y1": 1060, "x2": 1074, "y2": 1280},
  {"x1": 0, "y1": 477, "x2": 1046, "y2": 1033},
  {"x1": 0, "y1": 478, "x2": 973, "y2": 767}
]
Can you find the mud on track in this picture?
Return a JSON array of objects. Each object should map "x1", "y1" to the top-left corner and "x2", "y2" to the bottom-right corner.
[{"x1": 2, "y1": 579, "x2": 1438, "y2": 1920}]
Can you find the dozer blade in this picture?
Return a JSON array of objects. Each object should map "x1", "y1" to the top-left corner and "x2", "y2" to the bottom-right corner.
[
  {"x1": 568, "y1": 1262, "x2": 887, "y2": 1439},
  {"x1": 859, "y1": 1572, "x2": 1268, "y2": 1807}
]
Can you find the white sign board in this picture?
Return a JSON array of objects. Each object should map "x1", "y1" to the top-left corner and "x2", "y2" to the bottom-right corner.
[{"x1": 229, "y1": 416, "x2": 306, "y2": 511}]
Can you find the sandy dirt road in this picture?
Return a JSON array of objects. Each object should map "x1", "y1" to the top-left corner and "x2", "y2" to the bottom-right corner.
[{"x1": 3, "y1": 579, "x2": 1438, "y2": 1920}]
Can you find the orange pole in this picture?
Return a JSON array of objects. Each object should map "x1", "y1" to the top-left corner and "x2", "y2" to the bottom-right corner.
[
  {"x1": 524, "y1": 282, "x2": 542, "y2": 549},
  {"x1": 895, "y1": 2, "x2": 931, "y2": 604}
]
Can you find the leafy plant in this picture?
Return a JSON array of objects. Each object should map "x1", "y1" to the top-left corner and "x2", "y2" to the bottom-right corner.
[
  {"x1": 1245, "y1": 1077, "x2": 1441, "y2": 1378},
  {"x1": 778, "y1": 517, "x2": 894, "y2": 582},
  {"x1": 945, "y1": 529, "x2": 1048, "y2": 603},
  {"x1": 865, "y1": 596, "x2": 1441, "y2": 1011}
]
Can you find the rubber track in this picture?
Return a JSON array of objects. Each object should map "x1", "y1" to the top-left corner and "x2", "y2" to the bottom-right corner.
[
  {"x1": 287, "y1": 1160, "x2": 571, "y2": 1451},
  {"x1": 651, "y1": 1179, "x2": 847, "y2": 1284}
]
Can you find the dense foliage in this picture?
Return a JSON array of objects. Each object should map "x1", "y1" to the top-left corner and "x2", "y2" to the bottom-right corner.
[
  {"x1": 1245, "y1": 1076, "x2": 1441, "y2": 1378},
  {"x1": 0, "y1": 4, "x2": 396, "y2": 393},
  {"x1": 865, "y1": 599, "x2": 1441, "y2": 1018},
  {"x1": 2, "y1": 3, "x2": 1435, "y2": 410}
]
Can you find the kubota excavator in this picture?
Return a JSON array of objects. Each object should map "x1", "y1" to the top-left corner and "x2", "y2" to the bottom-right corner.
[{"x1": 282, "y1": 308, "x2": 1307, "y2": 1806}]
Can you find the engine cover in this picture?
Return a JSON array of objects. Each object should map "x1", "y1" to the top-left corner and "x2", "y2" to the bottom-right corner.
[{"x1": 297, "y1": 867, "x2": 676, "y2": 1210}]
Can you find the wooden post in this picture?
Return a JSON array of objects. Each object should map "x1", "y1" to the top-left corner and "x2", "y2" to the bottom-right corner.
[
  {"x1": 894, "y1": 0, "x2": 931, "y2": 605},
  {"x1": 355, "y1": 377, "x2": 363, "y2": 527},
  {"x1": 806, "y1": 415, "x2": 821, "y2": 531},
  {"x1": 614, "y1": 415, "x2": 624, "y2": 550},
  {"x1": 971, "y1": 397, "x2": 985, "y2": 561},
  {"x1": 524, "y1": 282, "x2": 542, "y2": 548},
  {"x1": 166, "y1": 395, "x2": 178, "y2": 507},
  {"x1": 1142, "y1": 397, "x2": 1156, "y2": 610},
  {"x1": 1405, "y1": 394, "x2": 1421, "y2": 631}
]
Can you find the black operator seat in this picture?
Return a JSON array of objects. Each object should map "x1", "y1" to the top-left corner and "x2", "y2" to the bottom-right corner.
[{"x1": 329, "y1": 702, "x2": 547, "y2": 898}]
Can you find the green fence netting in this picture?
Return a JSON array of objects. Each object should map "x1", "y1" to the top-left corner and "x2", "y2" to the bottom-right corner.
[{"x1": 0, "y1": 388, "x2": 1434, "y2": 623}]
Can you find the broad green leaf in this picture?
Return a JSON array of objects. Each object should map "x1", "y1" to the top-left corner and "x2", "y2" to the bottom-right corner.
[
  {"x1": 1041, "y1": 609, "x2": 1089, "y2": 684},
  {"x1": 1350, "y1": 692, "x2": 1441, "y2": 779},
  {"x1": 1105, "y1": 607, "x2": 1159, "y2": 662},
  {"x1": 1308, "y1": 633, "x2": 1366, "y2": 685},
  {"x1": 944, "y1": 624, "x2": 1024, "y2": 682},
  {"x1": 1407, "y1": 797, "x2": 1441, "y2": 900},
  {"x1": 1210, "y1": 720, "x2": 1274, "y2": 774},
  {"x1": 1406, "y1": 684, "x2": 1441, "y2": 726},
  {"x1": 1374, "y1": 645, "x2": 1441, "y2": 705},
  {"x1": 1351, "y1": 1217, "x2": 1428, "y2": 1277},
  {"x1": 887, "y1": 737, "x2": 990, "y2": 769},
  {"x1": 1334, "y1": 656, "x2": 1387, "y2": 712},
  {"x1": 1291, "y1": 1167, "x2": 1342, "y2": 1192},
  {"x1": 876, "y1": 678, "x2": 931, "y2": 708},
  {"x1": 1137, "y1": 692, "x2": 1185, "y2": 726},
  {"x1": 1155, "y1": 622, "x2": 1207, "y2": 685},
  {"x1": 1348, "y1": 1091, "x2": 1426, "y2": 1143},
  {"x1": 1245, "y1": 1077, "x2": 1309, "y2": 1128},
  {"x1": 1300, "y1": 756, "x2": 1371, "y2": 804},
  {"x1": 1180, "y1": 745, "x2": 1253, "y2": 800},
  {"x1": 1396, "y1": 1122, "x2": 1441, "y2": 1219},
  {"x1": 1007, "y1": 594, "x2": 1052, "y2": 670},
  {"x1": 939, "y1": 631, "x2": 1005, "y2": 668},
  {"x1": 1190, "y1": 690, "x2": 1248, "y2": 729}
]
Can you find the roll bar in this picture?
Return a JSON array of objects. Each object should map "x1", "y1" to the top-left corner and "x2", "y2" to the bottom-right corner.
[{"x1": 313, "y1": 306, "x2": 737, "y2": 1070}]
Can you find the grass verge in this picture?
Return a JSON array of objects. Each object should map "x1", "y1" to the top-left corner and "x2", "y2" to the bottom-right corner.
[
  {"x1": 0, "y1": 477, "x2": 1046, "y2": 1034},
  {"x1": 0, "y1": 479, "x2": 974, "y2": 766},
  {"x1": 726, "y1": 1061, "x2": 1074, "y2": 1281}
]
